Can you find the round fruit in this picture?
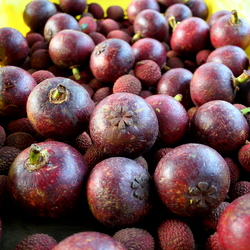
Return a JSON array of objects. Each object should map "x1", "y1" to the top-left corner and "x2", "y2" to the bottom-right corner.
[
  {"x1": 89, "y1": 92, "x2": 159, "y2": 158},
  {"x1": 26, "y1": 77, "x2": 95, "y2": 141},
  {"x1": 89, "y1": 38, "x2": 135, "y2": 83},
  {"x1": 154, "y1": 143, "x2": 231, "y2": 217},
  {"x1": 217, "y1": 193, "x2": 250, "y2": 250},
  {"x1": 86, "y1": 157, "x2": 153, "y2": 227},
  {"x1": 7, "y1": 141, "x2": 89, "y2": 219}
]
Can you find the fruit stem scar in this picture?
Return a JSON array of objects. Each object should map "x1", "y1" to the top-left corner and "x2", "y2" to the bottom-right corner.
[
  {"x1": 49, "y1": 84, "x2": 69, "y2": 104},
  {"x1": 229, "y1": 9, "x2": 241, "y2": 26}
]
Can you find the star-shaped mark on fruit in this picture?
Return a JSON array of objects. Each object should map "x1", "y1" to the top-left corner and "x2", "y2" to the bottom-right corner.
[{"x1": 131, "y1": 173, "x2": 150, "y2": 200}]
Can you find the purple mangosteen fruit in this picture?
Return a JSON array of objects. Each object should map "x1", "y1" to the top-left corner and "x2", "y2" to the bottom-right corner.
[
  {"x1": 154, "y1": 143, "x2": 231, "y2": 217},
  {"x1": 89, "y1": 92, "x2": 159, "y2": 158}
]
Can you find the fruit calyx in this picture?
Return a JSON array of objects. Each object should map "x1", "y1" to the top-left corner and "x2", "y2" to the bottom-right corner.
[
  {"x1": 188, "y1": 181, "x2": 217, "y2": 207},
  {"x1": 131, "y1": 173, "x2": 151, "y2": 200},
  {"x1": 229, "y1": 9, "x2": 241, "y2": 26},
  {"x1": 49, "y1": 84, "x2": 69, "y2": 104},
  {"x1": 168, "y1": 16, "x2": 180, "y2": 31},
  {"x1": 233, "y1": 69, "x2": 250, "y2": 91},
  {"x1": 95, "y1": 43, "x2": 107, "y2": 55},
  {"x1": 107, "y1": 105, "x2": 134, "y2": 130},
  {"x1": 25, "y1": 144, "x2": 49, "y2": 172}
]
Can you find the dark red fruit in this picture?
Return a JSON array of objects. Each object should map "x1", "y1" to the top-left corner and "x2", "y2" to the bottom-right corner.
[
  {"x1": 0, "y1": 126, "x2": 6, "y2": 148},
  {"x1": 88, "y1": 31, "x2": 106, "y2": 45},
  {"x1": 23, "y1": 0, "x2": 57, "y2": 32},
  {"x1": 164, "y1": 3, "x2": 193, "y2": 22},
  {"x1": 30, "y1": 49, "x2": 53, "y2": 70},
  {"x1": 49, "y1": 29, "x2": 95, "y2": 80},
  {"x1": 190, "y1": 62, "x2": 250, "y2": 106},
  {"x1": 207, "y1": 10, "x2": 231, "y2": 27},
  {"x1": 156, "y1": 68, "x2": 193, "y2": 109},
  {"x1": 133, "y1": 9, "x2": 169, "y2": 42},
  {"x1": 190, "y1": 100, "x2": 249, "y2": 153},
  {"x1": 217, "y1": 193, "x2": 250, "y2": 249},
  {"x1": 7, "y1": 141, "x2": 89, "y2": 218},
  {"x1": 0, "y1": 66, "x2": 37, "y2": 118},
  {"x1": 113, "y1": 227, "x2": 155, "y2": 250},
  {"x1": 224, "y1": 157, "x2": 241, "y2": 184},
  {"x1": 99, "y1": 18, "x2": 120, "y2": 37},
  {"x1": 157, "y1": 218, "x2": 195, "y2": 249},
  {"x1": 25, "y1": 32, "x2": 44, "y2": 48},
  {"x1": 210, "y1": 9, "x2": 250, "y2": 50},
  {"x1": 44, "y1": 13, "x2": 81, "y2": 42},
  {"x1": 107, "y1": 30, "x2": 132, "y2": 44},
  {"x1": 154, "y1": 143, "x2": 231, "y2": 217},
  {"x1": 206, "y1": 45, "x2": 249, "y2": 77},
  {"x1": 170, "y1": 17, "x2": 210, "y2": 56},
  {"x1": 185, "y1": 0, "x2": 208, "y2": 20},
  {"x1": 0, "y1": 28, "x2": 29, "y2": 67},
  {"x1": 31, "y1": 70, "x2": 55, "y2": 84},
  {"x1": 195, "y1": 49, "x2": 212, "y2": 66},
  {"x1": 157, "y1": 0, "x2": 185, "y2": 8},
  {"x1": 229, "y1": 181, "x2": 250, "y2": 201},
  {"x1": 87, "y1": 3, "x2": 104, "y2": 19},
  {"x1": 52, "y1": 231, "x2": 127, "y2": 249},
  {"x1": 86, "y1": 157, "x2": 153, "y2": 227},
  {"x1": 59, "y1": 0, "x2": 87, "y2": 16},
  {"x1": 26, "y1": 77, "x2": 95, "y2": 141},
  {"x1": 238, "y1": 142, "x2": 250, "y2": 173},
  {"x1": 106, "y1": 5, "x2": 124, "y2": 21},
  {"x1": 92, "y1": 86, "x2": 113, "y2": 104},
  {"x1": 89, "y1": 92, "x2": 159, "y2": 158},
  {"x1": 205, "y1": 231, "x2": 220, "y2": 250},
  {"x1": 6, "y1": 117, "x2": 36, "y2": 136},
  {"x1": 89, "y1": 38, "x2": 135, "y2": 83},
  {"x1": 78, "y1": 16, "x2": 97, "y2": 35},
  {"x1": 145, "y1": 94, "x2": 189, "y2": 146},
  {"x1": 126, "y1": 0, "x2": 160, "y2": 24},
  {"x1": 132, "y1": 37, "x2": 167, "y2": 68},
  {"x1": 15, "y1": 233, "x2": 57, "y2": 250}
]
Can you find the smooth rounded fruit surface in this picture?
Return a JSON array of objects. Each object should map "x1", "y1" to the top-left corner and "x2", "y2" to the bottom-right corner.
[
  {"x1": 154, "y1": 143, "x2": 230, "y2": 217},
  {"x1": 89, "y1": 38, "x2": 135, "y2": 83},
  {"x1": 89, "y1": 92, "x2": 159, "y2": 158},
  {"x1": 217, "y1": 193, "x2": 250, "y2": 250},
  {"x1": 53, "y1": 231, "x2": 127, "y2": 249},
  {"x1": 86, "y1": 157, "x2": 153, "y2": 228}
]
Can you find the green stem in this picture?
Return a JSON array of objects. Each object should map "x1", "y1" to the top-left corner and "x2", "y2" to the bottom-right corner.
[
  {"x1": 72, "y1": 67, "x2": 81, "y2": 80},
  {"x1": 168, "y1": 16, "x2": 179, "y2": 31},
  {"x1": 132, "y1": 31, "x2": 143, "y2": 43},
  {"x1": 234, "y1": 70, "x2": 250, "y2": 87},
  {"x1": 29, "y1": 144, "x2": 42, "y2": 165},
  {"x1": 241, "y1": 107, "x2": 250, "y2": 116},
  {"x1": 230, "y1": 10, "x2": 239, "y2": 25},
  {"x1": 174, "y1": 94, "x2": 183, "y2": 102},
  {"x1": 51, "y1": 84, "x2": 67, "y2": 101}
]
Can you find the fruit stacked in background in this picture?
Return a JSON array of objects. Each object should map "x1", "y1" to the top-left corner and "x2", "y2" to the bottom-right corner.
[{"x1": 0, "y1": 0, "x2": 250, "y2": 249}]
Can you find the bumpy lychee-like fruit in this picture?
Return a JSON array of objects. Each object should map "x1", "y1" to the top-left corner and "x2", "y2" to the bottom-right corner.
[
  {"x1": 6, "y1": 118, "x2": 36, "y2": 136},
  {"x1": 217, "y1": 193, "x2": 250, "y2": 249},
  {"x1": 113, "y1": 227, "x2": 155, "y2": 250},
  {"x1": 238, "y1": 141, "x2": 250, "y2": 173},
  {"x1": 113, "y1": 74, "x2": 142, "y2": 95},
  {"x1": 5, "y1": 132, "x2": 36, "y2": 151},
  {"x1": 0, "y1": 126, "x2": 6, "y2": 148},
  {"x1": 134, "y1": 60, "x2": 162, "y2": 87},
  {"x1": 89, "y1": 92, "x2": 159, "y2": 158},
  {"x1": 92, "y1": 86, "x2": 113, "y2": 104},
  {"x1": 0, "y1": 146, "x2": 22, "y2": 175},
  {"x1": 224, "y1": 157, "x2": 241, "y2": 184},
  {"x1": 202, "y1": 201, "x2": 230, "y2": 232},
  {"x1": 52, "y1": 231, "x2": 127, "y2": 250},
  {"x1": 0, "y1": 175, "x2": 10, "y2": 211},
  {"x1": 157, "y1": 218, "x2": 195, "y2": 250},
  {"x1": 15, "y1": 233, "x2": 57, "y2": 250},
  {"x1": 69, "y1": 131, "x2": 92, "y2": 155},
  {"x1": 154, "y1": 143, "x2": 230, "y2": 217},
  {"x1": 229, "y1": 181, "x2": 250, "y2": 201},
  {"x1": 86, "y1": 157, "x2": 153, "y2": 228},
  {"x1": 204, "y1": 231, "x2": 220, "y2": 250}
]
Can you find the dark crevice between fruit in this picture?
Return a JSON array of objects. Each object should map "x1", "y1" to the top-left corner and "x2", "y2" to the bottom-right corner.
[{"x1": 25, "y1": 143, "x2": 49, "y2": 172}]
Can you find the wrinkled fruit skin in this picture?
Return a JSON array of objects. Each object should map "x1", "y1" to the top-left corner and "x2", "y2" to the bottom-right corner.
[
  {"x1": 217, "y1": 193, "x2": 250, "y2": 250},
  {"x1": 89, "y1": 38, "x2": 135, "y2": 83},
  {"x1": 89, "y1": 92, "x2": 159, "y2": 158},
  {"x1": 86, "y1": 157, "x2": 153, "y2": 228},
  {"x1": 53, "y1": 231, "x2": 127, "y2": 250},
  {"x1": 154, "y1": 143, "x2": 231, "y2": 217},
  {"x1": 26, "y1": 77, "x2": 95, "y2": 140},
  {"x1": 190, "y1": 100, "x2": 249, "y2": 153},
  {"x1": 0, "y1": 27, "x2": 29, "y2": 66},
  {"x1": 7, "y1": 141, "x2": 89, "y2": 218},
  {"x1": 0, "y1": 66, "x2": 37, "y2": 119}
]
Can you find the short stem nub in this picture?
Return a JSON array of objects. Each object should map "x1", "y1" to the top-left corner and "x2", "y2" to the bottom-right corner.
[
  {"x1": 241, "y1": 107, "x2": 250, "y2": 116},
  {"x1": 234, "y1": 69, "x2": 250, "y2": 87},
  {"x1": 230, "y1": 10, "x2": 239, "y2": 24},
  {"x1": 29, "y1": 144, "x2": 42, "y2": 165},
  {"x1": 174, "y1": 94, "x2": 183, "y2": 102},
  {"x1": 49, "y1": 84, "x2": 69, "y2": 104}
]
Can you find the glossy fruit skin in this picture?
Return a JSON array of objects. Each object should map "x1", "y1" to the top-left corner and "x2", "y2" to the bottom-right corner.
[
  {"x1": 23, "y1": 0, "x2": 57, "y2": 31},
  {"x1": 7, "y1": 141, "x2": 89, "y2": 219},
  {"x1": 133, "y1": 9, "x2": 169, "y2": 42},
  {"x1": 89, "y1": 38, "x2": 135, "y2": 83},
  {"x1": 154, "y1": 143, "x2": 230, "y2": 217},
  {"x1": 49, "y1": 29, "x2": 95, "y2": 70},
  {"x1": 0, "y1": 66, "x2": 37, "y2": 119},
  {"x1": 86, "y1": 157, "x2": 153, "y2": 228},
  {"x1": 206, "y1": 45, "x2": 249, "y2": 77},
  {"x1": 0, "y1": 28, "x2": 29, "y2": 67},
  {"x1": 145, "y1": 94, "x2": 189, "y2": 147},
  {"x1": 43, "y1": 13, "x2": 80, "y2": 42},
  {"x1": 190, "y1": 62, "x2": 235, "y2": 106},
  {"x1": 217, "y1": 193, "x2": 250, "y2": 250},
  {"x1": 190, "y1": 100, "x2": 249, "y2": 154},
  {"x1": 89, "y1": 92, "x2": 159, "y2": 158},
  {"x1": 53, "y1": 231, "x2": 127, "y2": 250},
  {"x1": 26, "y1": 77, "x2": 95, "y2": 140},
  {"x1": 210, "y1": 11, "x2": 250, "y2": 50},
  {"x1": 170, "y1": 17, "x2": 210, "y2": 56},
  {"x1": 59, "y1": 0, "x2": 87, "y2": 16}
]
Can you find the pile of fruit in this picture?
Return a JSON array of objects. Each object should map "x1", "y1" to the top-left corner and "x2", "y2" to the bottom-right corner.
[{"x1": 0, "y1": 0, "x2": 250, "y2": 249}]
